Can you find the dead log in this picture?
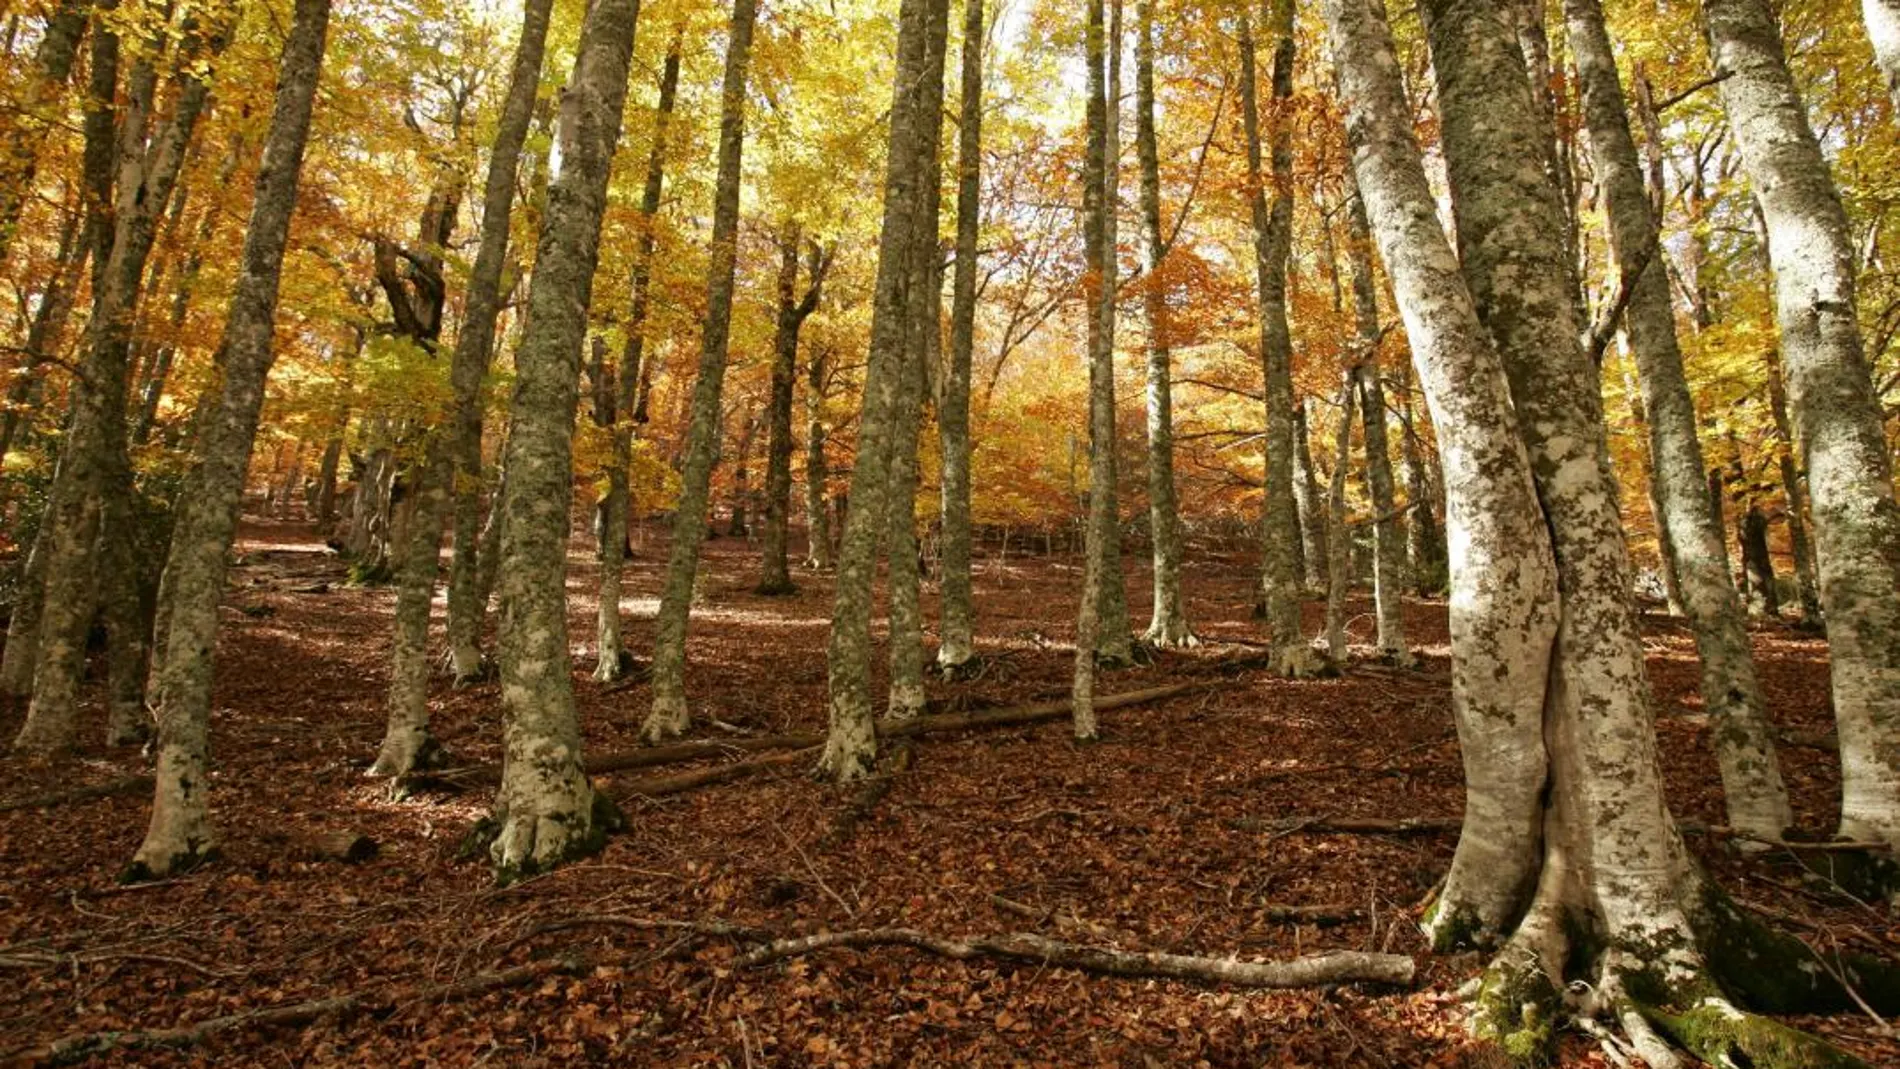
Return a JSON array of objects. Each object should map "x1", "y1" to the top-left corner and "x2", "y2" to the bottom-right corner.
[
  {"x1": 0, "y1": 775, "x2": 153, "y2": 813},
  {"x1": 411, "y1": 680, "x2": 1219, "y2": 792},
  {"x1": 732, "y1": 928, "x2": 1414, "y2": 989},
  {"x1": 1226, "y1": 815, "x2": 1462, "y2": 836},
  {"x1": 618, "y1": 747, "x2": 818, "y2": 798},
  {"x1": 16, "y1": 957, "x2": 582, "y2": 1067}
]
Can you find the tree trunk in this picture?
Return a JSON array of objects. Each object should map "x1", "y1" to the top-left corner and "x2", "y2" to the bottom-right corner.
[
  {"x1": 1344, "y1": 184, "x2": 1412, "y2": 665},
  {"x1": 471, "y1": 0, "x2": 643, "y2": 882},
  {"x1": 820, "y1": 0, "x2": 937, "y2": 781},
  {"x1": 887, "y1": 0, "x2": 948, "y2": 720},
  {"x1": 1708, "y1": 0, "x2": 1900, "y2": 851},
  {"x1": 1392, "y1": 354, "x2": 1446, "y2": 594},
  {"x1": 129, "y1": 0, "x2": 330, "y2": 879},
  {"x1": 937, "y1": 0, "x2": 983, "y2": 670},
  {"x1": 1087, "y1": 0, "x2": 1132, "y2": 666},
  {"x1": 1763, "y1": 348, "x2": 1821, "y2": 622},
  {"x1": 1566, "y1": 0, "x2": 1791, "y2": 837},
  {"x1": 0, "y1": 200, "x2": 86, "y2": 462},
  {"x1": 1739, "y1": 503, "x2": 1780, "y2": 618},
  {"x1": 1073, "y1": 0, "x2": 1115, "y2": 742},
  {"x1": 1292, "y1": 398, "x2": 1328, "y2": 592},
  {"x1": 757, "y1": 234, "x2": 825, "y2": 596},
  {"x1": 17, "y1": 10, "x2": 222, "y2": 756},
  {"x1": 1321, "y1": 374, "x2": 1354, "y2": 665},
  {"x1": 0, "y1": 0, "x2": 86, "y2": 267},
  {"x1": 1240, "y1": 0, "x2": 1314, "y2": 676},
  {"x1": 642, "y1": 0, "x2": 756, "y2": 744},
  {"x1": 803, "y1": 344, "x2": 832, "y2": 570}
]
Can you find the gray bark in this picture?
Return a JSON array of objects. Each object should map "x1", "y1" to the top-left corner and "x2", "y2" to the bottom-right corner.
[
  {"x1": 479, "y1": 0, "x2": 643, "y2": 881},
  {"x1": 17, "y1": 8, "x2": 222, "y2": 756},
  {"x1": 803, "y1": 344, "x2": 832, "y2": 570},
  {"x1": 1567, "y1": 0, "x2": 1791, "y2": 837},
  {"x1": 129, "y1": 0, "x2": 329, "y2": 878},
  {"x1": 1321, "y1": 375, "x2": 1354, "y2": 665},
  {"x1": 0, "y1": 0, "x2": 86, "y2": 266},
  {"x1": 1707, "y1": 0, "x2": 1900, "y2": 848},
  {"x1": 1344, "y1": 184, "x2": 1412, "y2": 665},
  {"x1": 1763, "y1": 348, "x2": 1821, "y2": 621},
  {"x1": 937, "y1": 0, "x2": 983, "y2": 670},
  {"x1": 821, "y1": 0, "x2": 935, "y2": 781},
  {"x1": 1292, "y1": 399, "x2": 1327, "y2": 591},
  {"x1": 887, "y1": 0, "x2": 949, "y2": 720},
  {"x1": 1073, "y1": 0, "x2": 1115, "y2": 741},
  {"x1": 642, "y1": 0, "x2": 756, "y2": 743},
  {"x1": 1240, "y1": 0, "x2": 1314, "y2": 675},
  {"x1": 1864, "y1": 0, "x2": 1900, "y2": 115},
  {"x1": 759, "y1": 233, "x2": 825, "y2": 594},
  {"x1": 1088, "y1": 0, "x2": 1131, "y2": 665}
]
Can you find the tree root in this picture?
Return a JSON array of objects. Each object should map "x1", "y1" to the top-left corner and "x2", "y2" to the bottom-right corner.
[
  {"x1": 731, "y1": 927, "x2": 1415, "y2": 988},
  {"x1": 816, "y1": 741, "x2": 913, "y2": 850}
]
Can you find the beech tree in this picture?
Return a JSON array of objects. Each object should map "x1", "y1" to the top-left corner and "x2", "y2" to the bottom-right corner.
[
  {"x1": 1707, "y1": 0, "x2": 1900, "y2": 852},
  {"x1": 757, "y1": 228, "x2": 829, "y2": 597},
  {"x1": 936, "y1": 0, "x2": 983, "y2": 674},
  {"x1": 643, "y1": 0, "x2": 758, "y2": 745},
  {"x1": 130, "y1": 0, "x2": 331, "y2": 878}
]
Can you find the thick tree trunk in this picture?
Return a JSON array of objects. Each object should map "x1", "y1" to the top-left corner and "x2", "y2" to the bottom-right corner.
[
  {"x1": 1325, "y1": 0, "x2": 1559, "y2": 954},
  {"x1": 887, "y1": 0, "x2": 948, "y2": 720},
  {"x1": 758, "y1": 231, "x2": 825, "y2": 596},
  {"x1": 1240, "y1": 0, "x2": 1314, "y2": 675},
  {"x1": 1567, "y1": 0, "x2": 1791, "y2": 837},
  {"x1": 1133, "y1": 0, "x2": 1192, "y2": 649},
  {"x1": 17, "y1": 12, "x2": 220, "y2": 756},
  {"x1": 642, "y1": 0, "x2": 756, "y2": 744},
  {"x1": 1325, "y1": 0, "x2": 1862, "y2": 1061},
  {"x1": 472, "y1": 0, "x2": 643, "y2": 882},
  {"x1": 820, "y1": 0, "x2": 935, "y2": 781},
  {"x1": 130, "y1": 0, "x2": 329, "y2": 878},
  {"x1": 937, "y1": 0, "x2": 983, "y2": 670},
  {"x1": 1708, "y1": 0, "x2": 1900, "y2": 850},
  {"x1": 1344, "y1": 185, "x2": 1412, "y2": 665}
]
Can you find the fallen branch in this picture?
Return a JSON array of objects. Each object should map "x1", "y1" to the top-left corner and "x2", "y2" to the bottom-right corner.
[
  {"x1": 16, "y1": 956, "x2": 581, "y2": 1067},
  {"x1": 732, "y1": 928, "x2": 1413, "y2": 989},
  {"x1": 1227, "y1": 815, "x2": 1462, "y2": 837},
  {"x1": 410, "y1": 681, "x2": 1219, "y2": 792},
  {"x1": 620, "y1": 747, "x2": 818, "y2": 799},
  {"x1": 0, "y1": 775, "x2": 153, "y2": 813}
]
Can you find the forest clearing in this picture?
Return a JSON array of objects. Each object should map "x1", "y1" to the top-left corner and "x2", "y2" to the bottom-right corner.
[{"x1": 0, "y1": 518, "x2": 1893, "y2": 1067}]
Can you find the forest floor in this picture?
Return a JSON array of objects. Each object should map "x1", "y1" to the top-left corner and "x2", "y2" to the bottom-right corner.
[{"x1": 1, "y1": 515, "x2": 1897, "y2": 1067}]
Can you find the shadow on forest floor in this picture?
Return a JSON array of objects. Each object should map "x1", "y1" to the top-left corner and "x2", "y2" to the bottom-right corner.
[{"x1": 0, "y1": 515, "x2": 1891, "y2": 1066}]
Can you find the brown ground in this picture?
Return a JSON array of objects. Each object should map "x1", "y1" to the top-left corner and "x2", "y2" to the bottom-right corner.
[{"x1": 0, "y1": 516, "x2": 1894, "y2": 1067}]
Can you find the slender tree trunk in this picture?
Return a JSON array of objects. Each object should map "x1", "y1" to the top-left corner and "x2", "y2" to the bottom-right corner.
[
  {"x1": 1619, "y1": 352, "x2": 1686, "y2": 614},
  {"x1": 803, "y1": 345, "x2": 832, "y2": 570},
  {"x1": 937, "y1": 0, "x2": 983, "y2": 670},
  {"x1": 1763, "y1": 348, "x2": 1821, "y2": 621},
  {"x1": 0, "y1": 202, "x2": 86, "y2": 461},
  {"x1": 470, "y1": 0, "x2": 643, "y2": 882},
  {"x1": 1133, "y1": 0, "x2": 1192, "y2": 648},
  {"x1": 1567, "y1": 0, "x2": 1790, "y2": 837},
  {"x1": 887, "y1": 0, "x2": 949, "y2": 720},
  {"x1": 1086, "y1": 0, "x2": 1132, "y2": 666},
  {"x1": 17, "y1": 10, "x2": 221, "y2": 756},
  {"x1": 642, "y1": 0, "x2": 756, "y2": 744},
  {"x1": 1321, "y1": 374, "x2": 1354, "y2": 665},
  {"x1": 0, "y1": 0, "x2": 86, "y2": 267},
  {"x1": 1344, "y1": 184, "x2": 1412, "y2": 665},
  {"x1": 1392, "y1": 354, "x2": 1445, "y2": 593},
  {"x1": 129, "y1": 0, "x2": 329, "y2": 878},
  {"x1": 1240, "y1": 0, "x2": 1314, "y2": 675},
  {"x1": 758, "y1": 232, "x2": 803, "y2": 594},
  {"x1": 1292, "y1": 398, "x2": 1327, "y2": 591},
  {"x1": 820, "y1": 0, "x2": 935, "y2": 781},
  {"x1": 1708, "y1": 0, "x2": 1900, "y2": 850},
  {"x1": 1739, "y1": 502, "x2": 1780, "y2": 618},
  {"x1": 1073, "y1": 0, "x2": 1116, "y2": 741}
]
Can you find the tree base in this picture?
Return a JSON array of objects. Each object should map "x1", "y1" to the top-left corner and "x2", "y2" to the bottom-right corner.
[
  {"x1": 461, "y1": 789, "x2": 624, "y2": 887},
  {"x1": 755, "y1": 578, "x2": 798, "y2": 597}
]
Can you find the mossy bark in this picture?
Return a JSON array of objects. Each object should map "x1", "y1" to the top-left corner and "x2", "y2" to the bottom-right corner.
[{"x1": 937, "y1": 0, "x2": 983, "y2": 669}]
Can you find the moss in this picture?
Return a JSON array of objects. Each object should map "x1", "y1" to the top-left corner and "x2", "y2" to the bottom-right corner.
[
  {"x1": 1469, "y1": 951, "x2": 1560, "y2": 1066},
  {"x1": 1642, "y1": 1001, "x2": 1871, "y2": 1069},
  {"x1": 1695, "y1": 883, "x2": 1900, "y2": 1016},
  {"x1": 1424, "y1": 899, "x2": 1490, "y2": 953},
  {"x1": 485, "y1": 787, "x2": 624, "y2": 887}
]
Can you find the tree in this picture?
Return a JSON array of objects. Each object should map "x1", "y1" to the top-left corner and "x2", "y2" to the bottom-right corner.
[
  {"x1": 937, "y1": 0, "x2": 984, "y2": 673},
  {"x1": 1707, "y1": 0, "x2": 1900, "y2": 851},
  {"x1": 758, "y1": 227, "x2": 829, "y2": 596},
  {"x1": 1565, "y1": 0, "x2": 1790, "y2": 838},
  {"x1": 1135, "y1": 0, "x2": 1195, "y2": 649},
  {"x1": 1239, "y1": 0, "x2": 1313, "y2": 676},
  {"x1": 472, "y1": 0, "x2": 645, "y2": 881},
  {"x1": 1863, "y1": 0, "x2": 1900, "y2": 114},
  {"x1": 592, "y1": 30, "x2": 682, "y2": 683},
  {"x1": 128, "y1": 0, "x2": 332, "y2": 878},
  {"x1": 820, "y1": 0, "x2": 936, "y2": 782},
  {"x1": 0, "y1": 0, "x2": 87, "y2": 267},
  {"x1": 1343, "y1": 182, "x2": 1410, "y2": 665},
  {"x1": 15, "y1": 3, "x2": 227, "y2": 756},
  {"x1": 642, "y1": 0, "x2": 759, "y2": 745}
]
